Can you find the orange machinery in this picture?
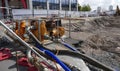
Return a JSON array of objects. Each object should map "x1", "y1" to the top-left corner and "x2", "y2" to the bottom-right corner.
[
  {"x1": 30, "y1": 20, "x2": 65, "y2": 42},
  {"x1": 31, "y1": 20, "x2": 48, "y2": 42},
  {"x1": 14, "y1": 19, "x2": 65, "y2": 42},
  {"x1": 15, "y1": 20, "x2": 26, "y2": 40}
]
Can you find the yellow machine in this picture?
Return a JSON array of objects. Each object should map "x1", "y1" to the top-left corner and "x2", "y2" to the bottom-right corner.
[
  {"x1": 30, "y1": 19, "x2": 65, "y2": 42},
  {"x1": 31, "y1": 20, "x2": 48, "y2": 41},
  {"x1": 52, "y1": 27, "x2": 65, "y2": 37},
  {"x1": 14, "y1": 19, "x2": 65, "y2": 42},
  {"x1": 15, "y1": 20, "x2": 26, "y2": 40}
]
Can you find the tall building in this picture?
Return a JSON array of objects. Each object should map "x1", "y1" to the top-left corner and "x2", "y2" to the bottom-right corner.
[
  {"x1": 97, "y1": 6, "x2": 101, "y2": 13},
  {"x1": 109, "y1": 5, "x2": 113, "y2": 11}
]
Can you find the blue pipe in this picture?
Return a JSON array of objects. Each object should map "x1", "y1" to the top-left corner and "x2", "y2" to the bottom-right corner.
[
  {"x1": 36, "y1": 43, "x2": 71, "y2": 71},
  {"x1": 61, "y1": 41, "x2": 78, "y2": 52}
]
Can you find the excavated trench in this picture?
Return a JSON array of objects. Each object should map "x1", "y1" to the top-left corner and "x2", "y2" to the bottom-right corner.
[{"x1": 64, "y1": 16, "x2": 120, "y2": 71}]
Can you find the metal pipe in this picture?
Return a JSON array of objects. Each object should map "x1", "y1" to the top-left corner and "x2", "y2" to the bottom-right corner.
[
  {"x1": 0, "y1": 21, "x2": 52, "y2": 67},
  {"x1": 27, "y1": 26, "x2": 42, "y2": 44},
  {"x1": 38, "y1": 20, "x2": 41, "y2": 41},
  {"x1": 69, "y1": 16, "x2": 71, "y2": 38}
]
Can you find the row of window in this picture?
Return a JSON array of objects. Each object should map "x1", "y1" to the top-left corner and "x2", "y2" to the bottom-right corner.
[
  {"x1": 32, "y1": 0, "x2": 77, "y2": 10},
  {"x1": 32, "y1": 0, "x2": 77, "y2": 4}
]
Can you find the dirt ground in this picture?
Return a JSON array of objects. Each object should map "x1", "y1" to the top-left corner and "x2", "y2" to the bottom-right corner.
[{"x1": 63, "y1": 16, "x2": 120, "y2": 71}]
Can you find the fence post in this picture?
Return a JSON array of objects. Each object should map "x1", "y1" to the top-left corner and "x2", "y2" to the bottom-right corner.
[{"x1": 69, "y1": 15, "x2": 71, "y2": 38}]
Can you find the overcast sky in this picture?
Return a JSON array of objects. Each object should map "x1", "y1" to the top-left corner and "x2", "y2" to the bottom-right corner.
[{"x1": 78, "y1": 0, "x2": 120, "y2": 11}]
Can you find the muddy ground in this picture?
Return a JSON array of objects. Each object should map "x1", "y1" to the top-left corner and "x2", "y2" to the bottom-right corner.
[{"x1": 63, "y1": 16, "x2": 120, "y2": 70}]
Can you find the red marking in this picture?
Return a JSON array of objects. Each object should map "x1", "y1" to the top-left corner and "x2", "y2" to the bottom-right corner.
[
  {"x1": 0, "y1": 48, "x2": 12, "y2": 61},
  {"x1": 17, "y1": 57, "x2": 32, "y2": 67},
  {"x1": 18, "y1": 58, "x2": 54, "y2": 71}
]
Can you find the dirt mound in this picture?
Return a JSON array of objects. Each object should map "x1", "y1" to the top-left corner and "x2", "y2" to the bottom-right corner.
[
  {"x1": 87, "y1": 16, "x2": 120, "y2": 31},
  {"x1": 79, "y1": 16, "x2": 120, "y2": 70}
]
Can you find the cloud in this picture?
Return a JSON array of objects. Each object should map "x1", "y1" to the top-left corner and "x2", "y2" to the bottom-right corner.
[{"x1": 78, "y1": 0, "x2": 120, "y2": 10}]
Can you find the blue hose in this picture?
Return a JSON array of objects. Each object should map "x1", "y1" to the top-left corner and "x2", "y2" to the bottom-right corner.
[
  {"x1": 61, "y1": 42, "x2": 78, "y2": 52},
  {"x1": 36, "y1": 43, "x2": 71, "y2": 71}
]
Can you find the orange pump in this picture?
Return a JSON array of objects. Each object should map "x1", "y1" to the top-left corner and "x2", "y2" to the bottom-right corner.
[
  {"x1": 15, "y1": 20, "x2": 26, "y2": 40},
  {"x1": 31, "y1": 20, "x2": 65, "y2": 42},
  {"x1": 31, "y1": 20, "x2": 48, "y2": 42},
  {"x1": 30, "y1": 21, "x2": 39, "y2": 39},
  {"x1": 40, "y1": 21, "x2": 48, "y2": 41},
  {"x1": 52, "y1": 27, "x2": 65, "y2": 37}
]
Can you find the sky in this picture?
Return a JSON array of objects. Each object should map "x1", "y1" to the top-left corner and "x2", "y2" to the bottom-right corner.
[{"x1": 78, "y1": 0, "x2": 120, "y2": 11}]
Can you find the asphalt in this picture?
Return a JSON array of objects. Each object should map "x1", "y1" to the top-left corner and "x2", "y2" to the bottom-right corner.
[{"x1": 0, "y1": 57, "x2": 27, "y2": 71}]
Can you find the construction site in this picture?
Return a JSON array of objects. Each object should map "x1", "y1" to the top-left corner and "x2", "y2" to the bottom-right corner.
[{"x1": 0, "y1": 0, "x2": 120, "y2": 71}]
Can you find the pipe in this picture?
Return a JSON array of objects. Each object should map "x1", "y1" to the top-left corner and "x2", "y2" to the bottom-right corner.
[
  {"x1": 31, "y1": 45, "x2": 81, "y2": 71},
  {"x1": 60, "y1": 41, "x2": 79, "y2": 52},
  {"x1": 32, "y1": 44, "x2": 114, "y2": 71},
  {"x1": 27, "y1": 49, "x2": 54, "y2": 71},
  {"x1": 0, "y1": 21, "x2": 53, "y2": 68},
  {"x1": 27, "y1": 27, "x2": 71, "y2": 71},
  {"x1": 36, "y1": 43, "x2": 71, "y2": 71},
  {"x1": 51, "y1": 50, "x2": 115, "y2": 71}
]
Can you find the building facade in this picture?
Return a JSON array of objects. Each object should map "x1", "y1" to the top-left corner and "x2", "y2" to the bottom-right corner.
[
  {"x1": 0, "y1": 0, "x2": 78, "y2": 11},
  {"x1": 109, "y1": 5, "x2": 113, "y2": 11},
  {"x1": 0, "y1": 0, "x2": 78, "y2": 19},
  {"x1": 32, "y1": 0, "x2": 78, "y2": 11}
]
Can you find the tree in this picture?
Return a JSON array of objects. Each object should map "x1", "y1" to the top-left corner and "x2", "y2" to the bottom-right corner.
[
  {"x1": 87, "y1": 5, "x2": 91, "y2": 11},
  {"x1": 78, "y1": 4, "x2": 81, "y2": 11},
  {"x1": 79, "y1": 4, "x2": 91, "y2": 11}
]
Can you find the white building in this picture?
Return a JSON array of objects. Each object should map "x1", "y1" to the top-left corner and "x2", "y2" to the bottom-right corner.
[{"x1": 109, "y1": 5, "x2": 113, "y2": 11}]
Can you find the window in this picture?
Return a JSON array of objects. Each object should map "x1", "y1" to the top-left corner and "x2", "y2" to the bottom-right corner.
[
  {"x1": 71, "y1": 0, "x2": 77, "y2": 11},
  {"x1": 49, "y1": 0, "x2": 59, "y2": 10},
  {"x1": 8, "y1": 0, "x2": 27, "y2": 9},
  {"x1": 61, "y1": 0, "x2": 69, "y2": 10},
  {"x1": 32, "y1": 0, "x2": 47, "y2": 9}
]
